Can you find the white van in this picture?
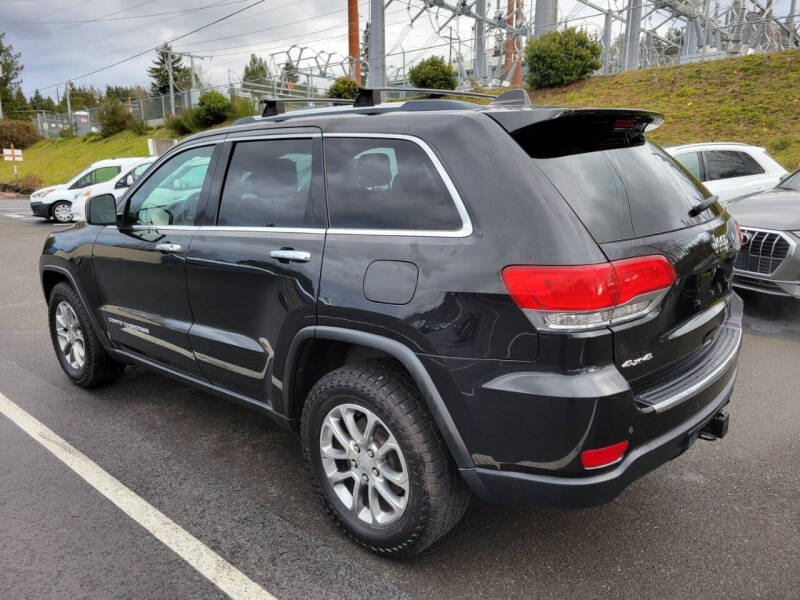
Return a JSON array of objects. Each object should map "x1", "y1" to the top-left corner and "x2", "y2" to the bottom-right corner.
[{"x1": 30, "y1": 157, "x2": 149, "y2": 223}]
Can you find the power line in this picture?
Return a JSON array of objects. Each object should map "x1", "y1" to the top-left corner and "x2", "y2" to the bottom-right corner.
[
  {"x1": 25, "y1": 0, "x2": 271, "y2": 94},
  {"x1": 5, "y1": 0, "x2": 250, "y2": 25}
]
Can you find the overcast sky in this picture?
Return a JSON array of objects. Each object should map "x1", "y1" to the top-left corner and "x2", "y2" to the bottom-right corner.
[{"x1": 1, "y1": 0, "x2": 795, "y2": 100}]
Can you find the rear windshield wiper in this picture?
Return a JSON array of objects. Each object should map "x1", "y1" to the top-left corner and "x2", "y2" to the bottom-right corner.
[{"x1": 688, "y1": 195, "x2": 719, "y2": 217}]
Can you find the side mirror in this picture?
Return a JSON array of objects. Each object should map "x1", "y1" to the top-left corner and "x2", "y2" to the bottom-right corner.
[
  {"x1": 126, "y1": 174, "x2": 134, "y2": 186},
  {"x1": 86, "y1": 194, "x2": 118, "y2": 226}
]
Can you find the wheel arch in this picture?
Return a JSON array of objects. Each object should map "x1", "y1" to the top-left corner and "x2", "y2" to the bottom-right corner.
[
  {"x1": 40, "y1": 264, "x2": 112, "y2": 353},
  {"x1": 283, "y1": 325, "x2": 473, "y2": 469}
]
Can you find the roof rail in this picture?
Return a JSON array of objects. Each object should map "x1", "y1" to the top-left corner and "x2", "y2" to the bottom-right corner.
[
  {"x1": 353, "y1": 86, "x2": 497, "y2": 107},
  {"x1": 259, "y1": 96, "x2": 354, "y2": 117}
]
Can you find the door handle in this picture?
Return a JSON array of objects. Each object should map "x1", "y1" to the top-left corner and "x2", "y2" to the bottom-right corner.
[
  {"x1": 155, "y1": 242, "x2": 182, "y2": 253},
  {"x1": 270, "y1": 249, "x2": 311, "y2": 263}
]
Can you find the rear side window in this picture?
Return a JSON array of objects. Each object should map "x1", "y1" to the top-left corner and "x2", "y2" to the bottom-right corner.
[
  {"x1": 674, "y1": 151, "x2": 701, "y2": 180},
  {"x1": 702, "y1": 150, "x2": 765, "y2": 181},
  {"x1": 324, "y1": 137, "x2": 462, "y2": 231},
  {"x1": 217, "y1": 138, "x2": 325, "y2": 228},
  {"x1": 536, "y1": 142, "x2": 713, "y2": 244},
  {"x1": 71, "y1": 166, "x2": 120, "y2": 189}
]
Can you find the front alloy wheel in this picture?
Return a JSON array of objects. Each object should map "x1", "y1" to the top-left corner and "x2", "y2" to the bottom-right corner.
[
  {"x1": 54, "y1": 301, "x2": 86, "y2": 370},
  {"x1": 320, "y1": 403, "x2": 409, "y2": 526}
]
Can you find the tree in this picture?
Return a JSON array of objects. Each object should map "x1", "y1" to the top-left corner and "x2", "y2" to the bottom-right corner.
[
  {"x1": 1, "y1": 32, "x2": 25, "y2": 117},
  {"x1": 147, "y1": 44, "x2": 190, "y2": 96},
  {"x1": 242, "y1": 53, "x2": 269, "y2": 83},
  {"x1": 281, "y1": 60, "x2": 299, "y2": 84},
  {"x1": 524, "y1": 28, "x2": 601, "y2": 89},
  {"x1": 408, "y1": 56, "x2": 458, "y2": 90},
  {"x1": 97, "y1": 96, "x2": 133, "y2": 137},
  {"x1": 328, "y1": 77, "x2": 359, "y2": 99},
  {"x1": 360, "y1": 23, "x2": 370, "y2": 85},
  {"x1": 195, "y1": 90, "x2": 231, "y2": 127}
]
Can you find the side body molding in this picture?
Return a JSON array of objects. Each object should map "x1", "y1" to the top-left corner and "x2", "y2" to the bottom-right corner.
[{"x1": 284, "y1": 326, "x2": 474, "y2": 469}]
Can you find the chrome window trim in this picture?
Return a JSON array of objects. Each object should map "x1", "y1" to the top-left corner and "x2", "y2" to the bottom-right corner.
[
  {"x1": 733, "y1": 226, "x2": 796, "y2": 276},
  {"x1": 129, "y1": 225, "x2": 325, "y2": 234},
  {"x1": 323, "y1": 133, "x2": 473, "y2": 238}
]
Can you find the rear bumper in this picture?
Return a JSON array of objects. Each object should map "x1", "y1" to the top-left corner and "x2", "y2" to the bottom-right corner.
[
  {"x1": 459, "y1": 367, "x2": 735, "y2": 507},
  {"x1": 30, "y1": 201, "x2": 49, "y2": 217},
  {"x1": 445, "y1": 293, "x2": 743, "y2": 507}
]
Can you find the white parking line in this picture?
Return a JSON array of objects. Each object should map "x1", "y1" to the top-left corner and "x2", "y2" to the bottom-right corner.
[{"x1": 0, "y1": 391, "x2": 276, "y2": 600}]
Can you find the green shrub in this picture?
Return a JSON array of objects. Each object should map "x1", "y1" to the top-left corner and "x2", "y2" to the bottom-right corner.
[
  {"x1": 524, "y1": 28, "x2": 601, "y2": 89},
  {"x1": 195, "y1": 90, "x2": 231, "y2": 127},
  {"x1": 127, "y1": 119, "x2": 149, "y2": 135},
  {"x1": 768, "y1": 136, "x2": 792, "y2": 153},
  {"x1": 408, "y1": 56, "x2": 458, "y2": 90},
  {"x1": 97, "y1": 97, "x2": 134, "y2": 137},
  {"x1": 229, "y1": 95, "x2": 257, "y2": 120},
  {"x1": 0, "y1": 119, "x2": 42, "y2": 149},
  {"x1": 59, "y1": 126, "x2": 74, "y2": 138},
  {"x1": 328, "y1": 77, "x2": 360, "y2": 99}
]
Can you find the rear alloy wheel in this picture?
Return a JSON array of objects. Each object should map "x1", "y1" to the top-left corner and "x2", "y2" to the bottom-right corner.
[
  {"x1": 51, "y1": 201, "x2": 72, "y2": 223},
  {"x1": 319, "y1": 403, "x2": 410, "y2": 526},
  {"x1": 302, "y1": 360, "x2": 470, "y2": 558}
]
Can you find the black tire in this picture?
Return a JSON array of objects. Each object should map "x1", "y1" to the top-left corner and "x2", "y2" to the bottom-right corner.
[
  {"x1": 50, "y1": 201, "x2": 72, "y2": 223},
  {"x1": 48, "y1": 282, "x2": 124, "y2": 387},
  {"x1": 301, "y1": 359, "x2": 470, "y2": 558}
]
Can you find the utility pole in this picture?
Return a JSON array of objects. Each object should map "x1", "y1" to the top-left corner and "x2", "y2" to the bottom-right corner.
[
  {"x1": 0, "y1": 65, "x2": 4, "y2": 120},
  {"x1": 623, "y1": 0, "x2": 642, "y2": 70},
  {"x1": 602, "y1": 10, "x2": 613, "y2": 73},
  {"x1": 348, "y1": 0, "x2": 361, "y2": 83},
  {"x1": 65, "y1": 81, "x2": 73, "y2": 127},
  {"x1": 167, "y1": 55, "x2": 176, "y2": 114},
  {"x1": 474, "y1": 0, "x2": 487, "y2": 83},
  {"x1": 368, "y1": 0, "x2": 386, "y2": 87}
]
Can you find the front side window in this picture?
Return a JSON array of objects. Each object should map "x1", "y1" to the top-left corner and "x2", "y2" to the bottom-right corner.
[
  {"x1": 126, "y1": 145, "x2": 214, "y2": 226},
  {"x1": 778, "y1": 170, "x2": 800, "y2": 191},
  {"x1": 702, "y1": 150, "x2": 765, "y2": 181},
  {"x1": 71, "y1": 166, "x2": 121, "y2": 189},
  {"x1": 674, "y1": 151, "x2": 701, "y2": 180},
  {"x1": 216, "y1": 138, "x2": 324, "y2": 228},
  {"x1": 324, "y1": 137, "x2": 462, "y2": 231}
]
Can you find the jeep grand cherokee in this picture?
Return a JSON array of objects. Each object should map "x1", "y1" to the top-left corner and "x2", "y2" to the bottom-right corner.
[{"x1": 39, "y1": 89, "x2": 743, "y2": 557}]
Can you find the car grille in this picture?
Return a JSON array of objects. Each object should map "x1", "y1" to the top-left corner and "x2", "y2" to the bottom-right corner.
[{"x1": 734, "y1": 229, "x2": 791, "y2": 275}]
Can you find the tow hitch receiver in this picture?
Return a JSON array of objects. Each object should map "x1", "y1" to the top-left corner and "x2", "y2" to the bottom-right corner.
[{"x1": 699, "y1": 411, "x2": 729, "y2": 440}]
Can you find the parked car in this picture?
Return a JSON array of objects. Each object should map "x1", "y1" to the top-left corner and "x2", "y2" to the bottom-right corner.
[
  {"x1": 39, "y1": 92, "x2": 743, "y2": 557},
  {"x1": 69, "y1": 158, "x2": 156, "y2": 221},
  {"x1": 666, "y1": 142, "x2": 787, "y2": 203},
  {"x1": 30, "y1": 157, "x2": 149, "y2": 223},
  {"x1": 725, "y1": 169, "x2": 800, "y2": 298}
]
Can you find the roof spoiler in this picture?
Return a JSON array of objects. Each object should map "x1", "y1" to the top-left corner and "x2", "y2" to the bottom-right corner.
[{"x1": 487, "y1": 108, "x2": 666, "y2": 158}]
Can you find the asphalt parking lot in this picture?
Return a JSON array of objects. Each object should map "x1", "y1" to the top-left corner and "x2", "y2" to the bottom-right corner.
[{"x1": 0, "y1": 196, "x2": 798, "y2": 599}]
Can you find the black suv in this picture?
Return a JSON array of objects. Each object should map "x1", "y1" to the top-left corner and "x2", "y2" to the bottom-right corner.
[{"x1": 40, "y1": 90, "x2": 743, "y2": 557}]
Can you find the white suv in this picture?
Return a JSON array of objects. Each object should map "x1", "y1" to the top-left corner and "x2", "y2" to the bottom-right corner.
[
  {"x1": 666, "y1": 143, "x2": 787, "y2": 204},
  {"x1": 30, "y1": 157, "x2": 150, "y2": 223}
]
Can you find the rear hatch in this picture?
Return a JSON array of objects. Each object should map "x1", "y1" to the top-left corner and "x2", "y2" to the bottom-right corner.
[{"x1": 488, "y1": 108, "x2": 739, "y2": 392}]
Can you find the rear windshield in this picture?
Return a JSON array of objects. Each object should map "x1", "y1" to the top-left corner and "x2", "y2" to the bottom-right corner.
[{"x1": 535, "y1": 142, "x2": 715, "y2": 243}]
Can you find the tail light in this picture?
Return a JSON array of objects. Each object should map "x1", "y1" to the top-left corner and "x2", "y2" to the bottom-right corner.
[{"x1": 502, "y1": 255, "x2": 676, "y2": 331}]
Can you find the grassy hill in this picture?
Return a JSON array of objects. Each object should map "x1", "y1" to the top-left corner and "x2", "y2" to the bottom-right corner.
[
  {"x1": 0, "y1": 128, "x2": 171, "y2": 188},
  {"x1": 3, "y1": 49, "x2": 799, "y2": 189},
  {"x1": 528, "y1": 49, "x2": 800, "y2": 170}
]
